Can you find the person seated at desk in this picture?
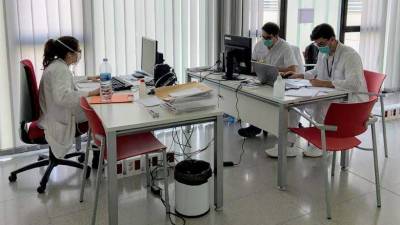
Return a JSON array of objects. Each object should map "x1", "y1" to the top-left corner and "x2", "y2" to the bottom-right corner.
[
  {"x1": 238, "y1": 22, "x2": 299, "y2": 153},
  {"x1": 285, "y1": 23, "x2": 368, "y2": 157},
  {"x1": 39, "y1": 36, "x2": 100, "y2": 162}
]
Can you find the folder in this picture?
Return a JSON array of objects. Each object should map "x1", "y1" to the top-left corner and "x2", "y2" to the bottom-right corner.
[
  {"x1": 155, "y1": 82, "x2": 212, "y2": 101},
  {"x1": 88, "y1": 94, "x2": 133, "y2": 104}
]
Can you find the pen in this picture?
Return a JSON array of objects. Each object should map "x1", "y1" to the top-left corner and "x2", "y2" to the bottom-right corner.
[{"x1": 146, "y1": 108, "x2": 159, "y2": 118}]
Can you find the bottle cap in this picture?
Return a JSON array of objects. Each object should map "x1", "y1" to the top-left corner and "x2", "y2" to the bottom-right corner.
[{"x1": 140, "y1": 79, "x2": 145, "y2": 83}]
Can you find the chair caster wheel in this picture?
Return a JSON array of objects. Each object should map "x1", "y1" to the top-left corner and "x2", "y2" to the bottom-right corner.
[
  {"x1": 86, "y1": 166, "x2": 91, "y2": 179},
  {"x1": 78, "y1": 155, "x2": 85, "y2": 163},
  {"x1": 9, "y1": 173, "x2": 17, "y2": 182},
  {"x1": 37, "y1": 185, "x2": 46, "y2": 194}
]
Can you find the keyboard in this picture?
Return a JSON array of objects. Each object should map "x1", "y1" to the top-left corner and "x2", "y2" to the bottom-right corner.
[{"x1": 111, "y1": 77, "x2": 132, "y2": 91}]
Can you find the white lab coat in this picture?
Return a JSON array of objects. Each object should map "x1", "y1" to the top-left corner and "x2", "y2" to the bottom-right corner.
[
  {"x1": 295, "y1": 42, "x2": 368, "y2": 124},
  {"x1": 305, "y1": 42, "x2": 368, "y2": 103},
  {"x1": 252, "y1": 38, "x2": 298, "y2": 69},
  {"x1": 38, "y1": 59, "x2": 89, "y2": 158}
]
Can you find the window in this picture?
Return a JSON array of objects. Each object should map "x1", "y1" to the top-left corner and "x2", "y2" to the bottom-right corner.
[
  {"x1": 340, "y1": 0, "x2": 362, "y2": 52},
  {"x1": 286, "y1": 0, "x2": 341, "y2": 53},
  {"x1": 262, "y1": 0, "x2": 280, "y2": 25}
]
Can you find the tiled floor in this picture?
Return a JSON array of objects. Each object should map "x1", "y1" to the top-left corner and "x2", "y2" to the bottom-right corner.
[{"x1": 1, "y1": 119, "x2": 400, "y2": 225}]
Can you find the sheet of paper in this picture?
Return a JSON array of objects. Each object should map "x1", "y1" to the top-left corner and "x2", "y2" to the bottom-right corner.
[
  {"x1": 169, "y1": 87, "x2": 210, "y2": 98},
  {"x1": 285, "y1": 79, "x2": 312, "y2": 89},
  {"x1": 137, "y1": 96, "x2": 163, "y2": 107},
  {"x1": 285, "y1": 88, "x2": 326, "y2": 97},
  {"x1": 76, "y1": 82, "x2": 100, "y2": 90},
  {"x1": 298, "y1": 8, "x2": 314, "y2": 23}
]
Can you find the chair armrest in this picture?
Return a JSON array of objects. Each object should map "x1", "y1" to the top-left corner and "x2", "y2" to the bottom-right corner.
[{"x1": 290, "y1": 107, "x2": 337, "y2": 131}]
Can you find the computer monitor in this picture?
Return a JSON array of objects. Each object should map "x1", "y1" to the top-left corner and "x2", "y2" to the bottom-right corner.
[
  {"x1": 223, "y1": 35, "x2": 252, "y2": 80},
  {"x1": 141, "y1": 37, "x2": 158, "y2": 76}
]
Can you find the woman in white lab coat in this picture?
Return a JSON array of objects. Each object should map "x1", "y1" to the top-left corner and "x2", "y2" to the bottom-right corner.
[
  {"x1": 39, "y1": 36, "x2": 99, "y2": 159},
  {"x1": 286, "y1": 23, "x2": 368, "y2": 157}
]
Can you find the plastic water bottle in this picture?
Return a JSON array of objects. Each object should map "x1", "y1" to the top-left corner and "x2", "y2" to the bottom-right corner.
[
  {"x1": 273, "y1": 75, "x2": 285, "y2": 99},
  {"x1": 99, "y1": 58, "x2": 113, "y2": 102},
  {"x1": 139, "y1": 79, "x2": 146, "y2": 99},
  {"x1": 227, "y1": 116, "x2": 235, "y2": 125}
]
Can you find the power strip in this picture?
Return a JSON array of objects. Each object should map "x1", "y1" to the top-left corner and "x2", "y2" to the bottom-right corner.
[
  {"x1": 104, "y1": 152, "x2": 175, "y2": 179},
  {"x1": 382, "y1": 104, "x2": 400, "y2": 121}
]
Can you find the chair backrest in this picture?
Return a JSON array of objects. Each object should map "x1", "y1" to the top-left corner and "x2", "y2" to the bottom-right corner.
[
  {"x1": 80, "y1": 97, "x2": 106, "y2": 145},
  {"x1": 364, "y1": 70, "x2": 386, "y2": 96},
  {"x1": 324, "y1": 98, "x2": 377, "y2": 138},
  {"x1": 290, "y1": 45, "x2": 305, "y2": 73},
  {"x1": 304, "y1": 43, "x2": 319, "y2": 71},
  {"x1": 20, "y1": 60, "x2": 40, "y2": 123}
]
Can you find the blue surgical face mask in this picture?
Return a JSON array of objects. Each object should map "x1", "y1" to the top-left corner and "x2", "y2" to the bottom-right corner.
[
  {"x1": 264, "y1": 39, "x2": 273, "y2": 47},
  {"x1": 318, "y1": 46, "x2": 330, "y2": 55}
]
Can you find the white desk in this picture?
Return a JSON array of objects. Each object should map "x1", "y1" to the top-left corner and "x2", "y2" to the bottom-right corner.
[
  {"x1": 90, "y1": 96, "x2": 224, "y2": 225},
  {"x1": 187, "y1": 70, "x2": 350, "y2": 190}
]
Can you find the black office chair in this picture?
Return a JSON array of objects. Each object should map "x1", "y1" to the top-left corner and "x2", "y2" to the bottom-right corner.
[{"x1": 8, "y1": 59, "x2": 91, "y2": 193}]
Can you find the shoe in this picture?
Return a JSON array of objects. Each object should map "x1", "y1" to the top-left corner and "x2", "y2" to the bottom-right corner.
[
  {"x1": 238, "y1": 125, "x2": 262, "y2": 138},
  {"x1": 302, "y1": 145, "x2": 323, "y2": 157},
  {"x1": 265, "y1": 144, "x2": 299, "y2": 158}
]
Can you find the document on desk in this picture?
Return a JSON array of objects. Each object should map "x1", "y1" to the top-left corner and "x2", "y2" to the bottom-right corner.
[
  {"x1": 285, "y1": 87, "x2": 335, "y2": 97},
  {"x1": 155, "y1": 82, "x2": 212, "y2": 101},
  {"x1": 169, "y1": 87, "x2": 211, "y2": 98},
  {"x1": 161, "y1": 100, "x2": 216, "y2": 114},
  {"x1": 137, "y1": 96, "x2": 163, "y2": 107},
  {"x1": 285, "y1": 79, "x2": 312, "y2": 89},
  {"x1": 76, "y1": 82, "x2": 100, "y2": 91}
]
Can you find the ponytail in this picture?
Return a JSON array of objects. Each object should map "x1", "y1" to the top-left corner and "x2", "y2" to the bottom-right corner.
[
  {"x1": 42, "y1": 36, "x2": 79, "y2": 69},
  {"x1": 43, "y1": 39, "x2": 57, "y2": 69}
]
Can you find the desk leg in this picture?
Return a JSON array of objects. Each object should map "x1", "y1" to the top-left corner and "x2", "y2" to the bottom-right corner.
[
  {"x1": 278, "y1": 106, "x2": 288, "y2": 190},
  {"x1": 340, "y1": 151, "x2": 349, "y2": 170},
  {"x1": 214, "y1": 115, "x2": 224, "y2": 209},
  {"x1": 107, "y1": 131, "x2": 118, "y2": 225}
]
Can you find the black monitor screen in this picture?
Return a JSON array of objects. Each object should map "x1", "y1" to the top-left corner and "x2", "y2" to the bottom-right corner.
[{"x1": 224, "y1": 35, "x2": 252, "y2": 79}]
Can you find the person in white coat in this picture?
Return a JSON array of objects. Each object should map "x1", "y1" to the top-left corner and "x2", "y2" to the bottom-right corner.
[
  {"x1": 285, "y1": 23, "x2": 368, "y2": 157},
  {"x1": 39, "y1": 36, "x2": 99, "y2": 159},
  {"x1": 238, "y1": 22, "x2": 298, "y2": 137}
]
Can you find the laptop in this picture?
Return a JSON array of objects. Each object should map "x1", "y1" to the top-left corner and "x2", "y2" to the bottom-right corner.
[{"x1": 252, "y1": 61, "x2": 279, "y2": 85}]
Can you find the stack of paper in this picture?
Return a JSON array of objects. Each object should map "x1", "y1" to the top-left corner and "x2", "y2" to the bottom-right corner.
[
  {"x1": 285, "y1": 79, "x2": 312, "y2": 89},
  {"x1": 169, "y1": 87, "x2": 211, "y2": 98},
  {"x1": 285, "y1": 87, "x2": 336, "y2": 97},
  {"x1": 155, "y1": 82, "x2": 212, "y2": 101},
  {"x1": 162, "y1": 99, "x2": 215, "y2": 114}
]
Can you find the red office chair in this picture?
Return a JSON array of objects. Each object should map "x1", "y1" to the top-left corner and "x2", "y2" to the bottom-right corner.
[
  {"x1": 79, "y1": 97, "x2": 170, "y2": 225},
  {"x1": 290, "y1": 98, "x2": 381, "y2": 219},
  {"x1": 8, "y1": 59, "x2": 91, "y2": 193},
  {"x1": 364, "y1": 70, "x2": 388, "y2": 157}
]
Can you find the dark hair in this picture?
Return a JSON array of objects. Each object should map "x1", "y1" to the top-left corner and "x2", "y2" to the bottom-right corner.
[
  {"x1": 262, "y1": 22, "x2": 280, "y2": 36},
  {"x1": 43, "y1": 36, "x2": 79, "y2": 68},
  {"x1": 310, "y1": 23, "x2": 336, "y2": 41}
]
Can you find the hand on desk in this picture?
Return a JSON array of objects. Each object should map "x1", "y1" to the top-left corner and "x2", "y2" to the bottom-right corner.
[
  {"x1": 281, "y1": 71, "x2": 304, "y2": 79},
  {"x1": 88, "y1": 88, "x2": 100, "y2": 96},
  {"x1": 309, "y1": 79, "x2": 334, "y2": 88},
  {"x1": 87, "y1": 75, "x2": 100, "y2": 81}
]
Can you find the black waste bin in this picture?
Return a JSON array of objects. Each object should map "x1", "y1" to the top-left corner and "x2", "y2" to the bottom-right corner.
[{"x1": 174, "y1": 159, "x2": 212, "y2": 217}]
